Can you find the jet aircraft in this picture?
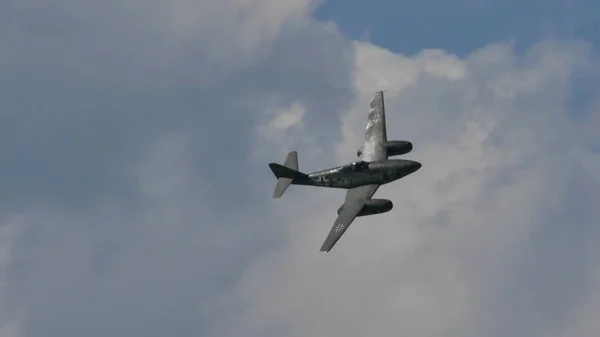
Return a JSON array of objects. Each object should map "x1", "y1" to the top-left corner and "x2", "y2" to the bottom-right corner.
[{"x1": 268, "y1": 91, "x2": 421, "y2": 252}]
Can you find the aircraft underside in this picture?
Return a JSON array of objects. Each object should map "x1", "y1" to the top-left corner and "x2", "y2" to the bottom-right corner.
[{"x1": 268, "y1": 91, "x2": 422, "y2": 252}]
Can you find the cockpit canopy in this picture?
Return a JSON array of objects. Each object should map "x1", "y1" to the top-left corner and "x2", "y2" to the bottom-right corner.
[{"x1": 341, "y1": 160, "x2": 369, "y2": 172}]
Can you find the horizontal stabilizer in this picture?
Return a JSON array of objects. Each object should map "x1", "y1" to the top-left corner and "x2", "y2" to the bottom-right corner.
[
  {"x1": 269, "y1": 151, "x2": 307, "y2": 198},
  {"x1": 269, "y1": 163, "x2": 308, "y2": 180}
]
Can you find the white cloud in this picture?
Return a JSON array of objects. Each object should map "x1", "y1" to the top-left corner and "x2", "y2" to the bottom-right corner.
[
  {"x1": 262, "y1": 103, "x2": 306, "y2": 135},
  {"x1": 1, "y1": 1, "x2": 600, "y2": 337},
  {"x1": 254, "y1": 102, "x2": 315, "y2": 159},
  {"x1": 214, "y1": 39, "x2": 600, "y2": 337}
]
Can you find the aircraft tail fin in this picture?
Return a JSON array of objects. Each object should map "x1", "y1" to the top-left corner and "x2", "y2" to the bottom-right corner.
[{"x1": 269, "y1": 151, "x2": 308, "y2": 198}]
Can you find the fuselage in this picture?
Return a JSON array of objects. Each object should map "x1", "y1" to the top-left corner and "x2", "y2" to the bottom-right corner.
[{"x1": 297, "y1": 159, "x2": 421, "y2": 189}]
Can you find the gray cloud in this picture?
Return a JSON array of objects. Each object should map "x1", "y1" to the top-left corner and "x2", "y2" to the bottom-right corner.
[
  {"x1": 0, "y1": 0, "x2": 351, "y2": 211},
  {"x1": 1, "y1": 1, "x2": 600, "y2": 337},
  {"x1": 0, "y1": 0, "x2": 353, "y2": 336}
]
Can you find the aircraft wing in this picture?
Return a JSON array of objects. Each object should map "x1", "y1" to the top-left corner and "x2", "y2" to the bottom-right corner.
[
  {"x1": 319, "y1": 184, "x2": 380, "y2": 252},
  {"x1": 359, "y1": 91, "x2": 388, "y2": 162}
]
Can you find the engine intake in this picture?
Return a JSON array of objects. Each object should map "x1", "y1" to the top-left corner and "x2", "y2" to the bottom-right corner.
[
  {"x1": 385, "y1": 140, "x2": 412, "y2": 156},
  {"x1": 357, "y1": 140, "x2": 412, "y2": 157},
  {"x1": 337, "y1": 199, "x2": 393, "y2": 217}
]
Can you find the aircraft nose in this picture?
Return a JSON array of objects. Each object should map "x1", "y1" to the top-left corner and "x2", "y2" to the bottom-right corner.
[{"x1": 409, "y1": 161, "x2": 422, "y2": 172}]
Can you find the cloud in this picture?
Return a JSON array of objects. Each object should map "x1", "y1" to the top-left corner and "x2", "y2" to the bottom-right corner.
[
  {"x1": 0, "y1": 133, "x2": 280, "y2": 337},
  {"x1": 257, "y1": 102, "x2": 306, "y2": 144},
  {"x1": 0, "y1": 0, "x2": 321, "y2": 86},
  {"x1": 1, "y1": 1, "x2": 600, "y2": 337},
  {"x1": 0, "y1": 0, "x2": 348, "y2": 335},
  {"x1": 211, "y1": 40, "x2": 600, "y2": 337}
]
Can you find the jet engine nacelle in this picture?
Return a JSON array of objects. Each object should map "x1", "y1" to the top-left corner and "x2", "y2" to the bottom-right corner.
[
  {"x1": 385, "y1": 140, "x2": 412, "y2": 156},
  {"x1": 357, "y1": 140, "x2": 412, "y2": 157},
  {"x1": 337, "y1": 199, "x2": 393, "y2": 217}
]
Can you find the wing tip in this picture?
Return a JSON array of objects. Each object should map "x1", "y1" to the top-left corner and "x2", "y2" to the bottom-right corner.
[{"x1": 319, "y1": 240, "x2": 333, "y2": 253}]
